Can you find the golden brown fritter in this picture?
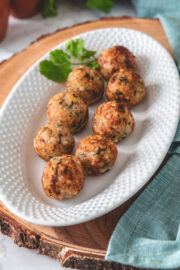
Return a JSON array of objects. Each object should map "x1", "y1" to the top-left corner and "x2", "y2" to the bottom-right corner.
[
  {"x1": 75, "y1": 135, "x2": 117, "y2": 175},
  {"x1": 33, "y1": 123, "x2": 75, "y2": 161},
  {"x1": 98, "y1": 45, "x2": 136, "y2": 80},
  {"x1": 41, "y1": 155, "x2": 84, "y2": 200},
  {"x1": 66, "y1": 65, "x2": 104, "y2": 105},
  {"x1": 47, "y1": 92, "x2": 88, "y2": 134},
  {"x1": 92, "y1": 101, "x2": 135, "y2": 143},
  {"x1": 106, "y1": 68, "x2": 145, "y2": 107}
]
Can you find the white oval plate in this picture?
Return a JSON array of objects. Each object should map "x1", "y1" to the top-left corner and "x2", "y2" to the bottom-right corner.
[{"x1": 0, "y1": 28, "x2": 180, "y2": 226}]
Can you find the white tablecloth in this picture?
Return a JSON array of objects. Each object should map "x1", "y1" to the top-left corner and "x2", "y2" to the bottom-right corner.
[{"x1": 0, "y1": 1, "x2": 135, "y2": 269}]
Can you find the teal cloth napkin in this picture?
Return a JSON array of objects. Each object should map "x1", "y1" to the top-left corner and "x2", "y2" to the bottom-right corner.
[{"x1": 106, "y1": 1, "x2": 180, "y2": 268}]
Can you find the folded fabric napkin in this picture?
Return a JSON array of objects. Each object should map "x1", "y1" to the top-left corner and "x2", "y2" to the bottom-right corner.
[{"x1": 106, "y1": 1, "x2": 180, "y2": 268}]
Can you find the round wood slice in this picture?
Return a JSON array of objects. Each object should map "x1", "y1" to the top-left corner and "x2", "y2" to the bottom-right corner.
[{"x1": 0, "y1": 17, "x2": 172, "y2": 270}]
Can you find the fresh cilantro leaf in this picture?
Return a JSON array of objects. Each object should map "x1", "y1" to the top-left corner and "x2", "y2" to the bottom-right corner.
[
  {"x1": 66, "y1": 39, "x2": 84, "y2": 57},
  {"x1": 66, "y1": 38, "x2": 96, "y2": 62},
  {"x1": 42, "y1": 0, "x2": 57, "y2": 18},
  {"x1": 80, "y1": 48, "x2": 96, "y2": 61},
  {"x1": 50, "y1": 50, "x2": 70, "y2": 65},
  {"x1": 65, "y1": 39, "x2": 96, "y2": 60},
  {"x1": 86, "y1": 0, "x2": 114, "y2": 13},
  {"x1": 41, "y1": 0, "x2": 114, "y2": 18},
  {"x1": 86, "y1": 60, "x2": 100, "y2": 70},
  {"x1": 39, "y1": 60, "x2": 72, "y2": 82},
  {"x1": 39, "y1": 38, "x2": 99, "y2": 82}
]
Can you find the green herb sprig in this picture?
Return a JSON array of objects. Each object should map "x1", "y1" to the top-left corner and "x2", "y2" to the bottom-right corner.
[
  {"x1": 42, "y1": 0, "x2": 57, "y2": 18},
  {"x1": 39, "y1": 38, "x2": 99, "y2": 82},
  {"x1": 42, "y1": 0, "x2": 114, "y2": 18},
  {"x1": 87, "y1": 0, "x2": 114, "y2": 13}
]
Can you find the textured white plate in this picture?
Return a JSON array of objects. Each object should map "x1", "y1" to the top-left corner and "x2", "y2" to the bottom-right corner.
[{"x1": 0, "y1": 28, "x2": 180, "y2": 226}]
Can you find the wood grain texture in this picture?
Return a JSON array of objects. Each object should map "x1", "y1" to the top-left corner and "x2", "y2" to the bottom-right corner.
[{"x1": 0, "y1": 17, "x2": 172, "y2": 269}]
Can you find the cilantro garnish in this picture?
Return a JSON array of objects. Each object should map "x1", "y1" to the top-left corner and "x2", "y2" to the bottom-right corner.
[
  {"x1": 39, "y1": 60, "x2": 72, "y2": 82},
  {"x1": 39, "y1": 38, "x2": 99, "y2": 82}
]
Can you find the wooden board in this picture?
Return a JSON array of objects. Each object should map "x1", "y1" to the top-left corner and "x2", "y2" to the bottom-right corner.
[{"x1": 0, "y1": 17, "x2": 172, "y2": 269}]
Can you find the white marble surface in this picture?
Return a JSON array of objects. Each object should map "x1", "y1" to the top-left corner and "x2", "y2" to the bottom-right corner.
[
  {"x1": 0, "y1": 1, "x2": 135, "y2": 269},
  {"x1": 0, "y1": 233, "x2": 61, "y2": 270},
  {"x1": 0, "y1": 0, "x2": 135, "y2": 62}
]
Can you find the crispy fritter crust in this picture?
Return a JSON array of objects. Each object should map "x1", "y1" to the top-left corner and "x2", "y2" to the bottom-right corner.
[
  {"x1": 75, "y1": 134, "x2": 117, "y2": 175},
  {"x1": 42, "y1": 155, "x2": 84, "y2": 199},
  {"x1": 92, "y1": 101, "x2": 135, "y2": 143},
  {"x1": 106, "y1": 68, "x2": 145, "y2": 107},
  {"x1": 47, "y1": 92, "x2": 88, "y2": 133},
  {"x1": 98, "y1": 46, "x2": 136, "y2": 80},
  {"x1": 33, "y1": 123, "x2": 75, "y2": 161},
  {"x1": 66, "y1": 65, "x2": 104, "y2": 105}
]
